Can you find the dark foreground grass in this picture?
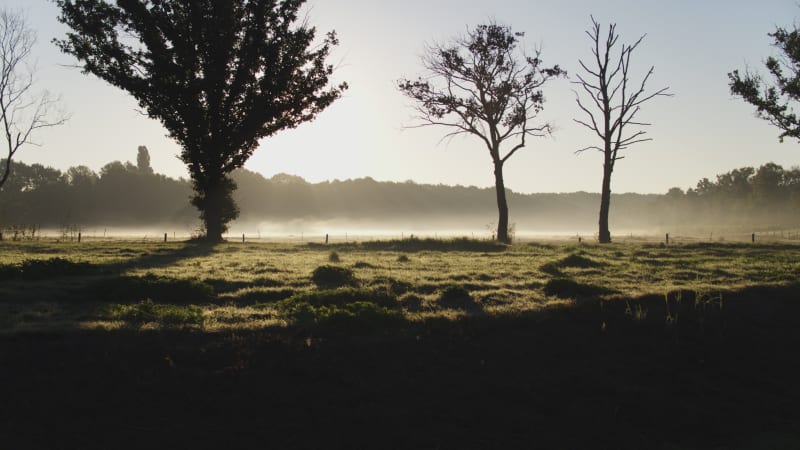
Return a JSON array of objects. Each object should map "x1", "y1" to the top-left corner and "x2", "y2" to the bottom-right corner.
[
  {"x1": 1, "y1": 239, "x2": 799, "y2": 449},
  {"x1": 2, "y1": 289, "x2": 799, "y2": 450}
]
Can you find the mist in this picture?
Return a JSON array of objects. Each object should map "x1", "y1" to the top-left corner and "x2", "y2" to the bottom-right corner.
[{"x1": 2, "y1": 154, "x2": 799, "y2": 242}]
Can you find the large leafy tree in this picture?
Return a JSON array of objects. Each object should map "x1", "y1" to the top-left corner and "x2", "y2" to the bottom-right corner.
[
  {"x1": 573, "y1": 17, "x2": 670, "y2": 243},
  {"x1": 729, "y1": 22, "x2": 800, "y2": 142},
  {"x1": 55, "y1": 0, "x2": 347, "y2": 241},
  {"x1": 399, "y1": 23, "x2": 564, "y2": 243}
]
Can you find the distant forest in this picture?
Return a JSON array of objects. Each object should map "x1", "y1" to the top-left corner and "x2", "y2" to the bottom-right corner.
[{"x1": 1, "y1": 150, "x2": 799, "y2": 235}]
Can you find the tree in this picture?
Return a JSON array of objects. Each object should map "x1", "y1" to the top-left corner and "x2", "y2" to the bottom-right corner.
[
  {"x1": 55, "y1": 0, "x2": 347, "y2": 242},
  {"x1": 0, "y1": 8, "x2": 66, "y2": 191},
  {"x1": 729, "y1": 22, "x2": 800, "y2": 142},
  {"x1": 136, "y1": 145, "x2": 153, "y2": 175},
  {"x1": 398, "y1": 22, "x2": 565, "y2": 243},
  {"x1": 573, "y1": 16, "x2": 670, "y2": 243}
]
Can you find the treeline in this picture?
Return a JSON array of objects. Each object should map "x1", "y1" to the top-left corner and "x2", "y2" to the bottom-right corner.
[
  {"x1": 0, "y1": 154, "x2": 194, "y2": 228},
  {"x1": 662, "y1": 163, "x2": 800, "y2": 230},
  {"x1": 1, "y1": 151, "x2": 798, "y2": 233}
]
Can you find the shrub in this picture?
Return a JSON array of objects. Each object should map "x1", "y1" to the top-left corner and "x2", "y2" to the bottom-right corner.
[
  {"x1": 397, "y1": 255, "x2": 410, "y2": 263},
  {"x1": 328, "y1": 251, "x2": 341, "y2": 263},
  {"x1": 311, "y1": 265, "x2": 357, "y2": 289}
]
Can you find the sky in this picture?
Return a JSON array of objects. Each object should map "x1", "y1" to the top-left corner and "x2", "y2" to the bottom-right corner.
[{"x1": 4, "y1": 0, "x2": 799, "y2": 195}]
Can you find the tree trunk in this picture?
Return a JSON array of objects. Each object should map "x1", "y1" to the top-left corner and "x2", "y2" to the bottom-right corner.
[
  {"x1": 598, "y1": 162, "x2": 613, "y2": 244},
  {"x1": 203, "y1": 184, "x2": 225, "y2": 243},
  {"x1": 494, "y1": 162, "x2": 510, "y2": 244}
]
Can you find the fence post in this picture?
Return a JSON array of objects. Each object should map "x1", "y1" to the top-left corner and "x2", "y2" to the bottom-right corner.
[
  {"x1": 325, "y1": 233, "x2": 329, "y2": 244},
  {"x1": 78, "y1": 232, "x2": 82, "y2": 243},
  {"x1": 665, "y1": 233, "x2": 669, "y2": 245},
  {"x1": 164, "y1": 233, "x2": 168, "y2": 243},
  {"x1": 242, "y1": 233, "x2": 245, "y2": 243},
  {"x1": 752, "y1": 233, "x2": 755, "y2": 243},
  {"x1": 0, "y1": 232, "x2": 3, "y2": 241}
]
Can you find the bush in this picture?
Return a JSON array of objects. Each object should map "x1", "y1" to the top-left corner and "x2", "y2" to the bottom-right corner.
[
  {"x1": 328, "y1": 251, "x2": 341, "y2": 263},
  {"x1": 311, "y1": 265, "x2": 357, "y2": 289}
]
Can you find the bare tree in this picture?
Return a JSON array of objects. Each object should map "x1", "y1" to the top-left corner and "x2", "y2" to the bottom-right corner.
[
  {"x1": 399, "y1": 22, "x2": 565, "y2": 243},
  {"x1": 0, "y1": 8, "x2": 66, "y2": 190},
  {"x1": 574, "y1": 16, "x2": 670, "y2": 243}
]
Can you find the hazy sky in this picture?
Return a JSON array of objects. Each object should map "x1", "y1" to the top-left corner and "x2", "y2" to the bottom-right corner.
[{"x1": 5, "y1": 0, "x2": 798, "y2": 194}]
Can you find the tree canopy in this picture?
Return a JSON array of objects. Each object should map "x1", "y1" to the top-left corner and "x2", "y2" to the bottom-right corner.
[
  {"x1": 398, "y1": 22, "x2": 564, "y2": 243},
  {"x1": 729, "y1": 22, "x2": 800, "y2": 142},
  {"x1": 55, "y1": 0, "x2": 347, "y2": 241}
]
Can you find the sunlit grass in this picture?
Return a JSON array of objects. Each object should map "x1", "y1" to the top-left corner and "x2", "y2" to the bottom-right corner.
[{"x1": 1, "y1": 238, "x2": 799, "y2": 333}]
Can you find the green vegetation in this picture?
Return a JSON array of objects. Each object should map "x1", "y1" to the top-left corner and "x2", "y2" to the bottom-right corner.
[{"x1": 1, "y1": 238, "x2": 798, "y2": 332}]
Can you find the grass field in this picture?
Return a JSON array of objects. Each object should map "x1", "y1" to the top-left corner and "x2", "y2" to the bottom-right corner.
[{"x1": 1, "y1": 237, "x2": 799, "y2": 449}]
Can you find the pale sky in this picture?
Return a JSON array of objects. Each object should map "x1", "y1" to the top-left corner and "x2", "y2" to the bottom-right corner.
[{"x1": 5, "y1": 0, "x2": 798, "y2": 194}]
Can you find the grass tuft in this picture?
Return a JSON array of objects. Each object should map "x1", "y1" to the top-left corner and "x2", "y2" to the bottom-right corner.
[
  {"x1": 0, "y1": 258, "x2": 97, "y2": 281},
  {"x1": 438, "y1": 284, "x2": 478, "y2": 311},
  {"x1": 311, "y1": 265, "x2": 358, "y2": 289}
]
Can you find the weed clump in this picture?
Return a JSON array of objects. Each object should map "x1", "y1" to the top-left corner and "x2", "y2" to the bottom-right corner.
[
  {"x1": 277, "y1": 288, "x2": 402, "y2": 332},
  {"x1": 370, "y1": 276, "x2": 413, "y2": 296},
  {"x1": 399, "y1": 294, "x2": 424, "y2": 312},
  {"x1": 311, "y1": 265, "x2": 358, "y2": 289},
  {"x1": 397, "y1": 255, "x2": 410, "y2": 263},
  {"x1": 328, "y1": 251, "x2": 341, "y2": 263},
  {"x1": 438, "y1": 284, "x2": 477, "y2": 310},
  {"x1": 109, "y1": 299, "x2": 205, "y2": 327},
  {"x1": 0, "y1": 258, "x2": 96, "y2": 281},
  {"x1": 540, "y1": 253, "x2": 605, "y2": 275},
  {"x1": 89, "y1": 273, "x2": 215, "y2": 304}
]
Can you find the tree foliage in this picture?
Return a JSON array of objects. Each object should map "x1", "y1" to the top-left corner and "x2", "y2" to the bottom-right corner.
[
  {"x1": 729, "y1": 23, "x2": 800, "y2": 142},
  {"x1": 399, "y1": 22, "x2": 564, "y2": 243},
  {"x1": 55, "y1": 0, "x2": 346, "y2": 241},
  {"x1": 573, "y1": 16, "x2": 670, "y2": 243}
]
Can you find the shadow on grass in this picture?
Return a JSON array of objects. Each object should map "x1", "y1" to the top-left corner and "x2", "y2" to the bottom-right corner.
[
  {"x1": 2, "y1": 283, "x2": 800, "y2": 449},
  {"x1": 308, "y1": 237, "x2": 507, "y2": 253}
]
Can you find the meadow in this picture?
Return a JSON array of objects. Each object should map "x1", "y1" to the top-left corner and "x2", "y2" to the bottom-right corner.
[{"x1": 1, "y1": 237, "x2": 799, "y2": 449}]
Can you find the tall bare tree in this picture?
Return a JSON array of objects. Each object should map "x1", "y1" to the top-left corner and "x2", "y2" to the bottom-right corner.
[
  {"x1": 0, "y1": 8, "x2": 66, "y2": 190},
  {"x1": 399, "y1": 22, "x2": 564, "y2": 243},
  {"x1": 574, "y1": 16, "x2": 670, "y2": 243}
]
